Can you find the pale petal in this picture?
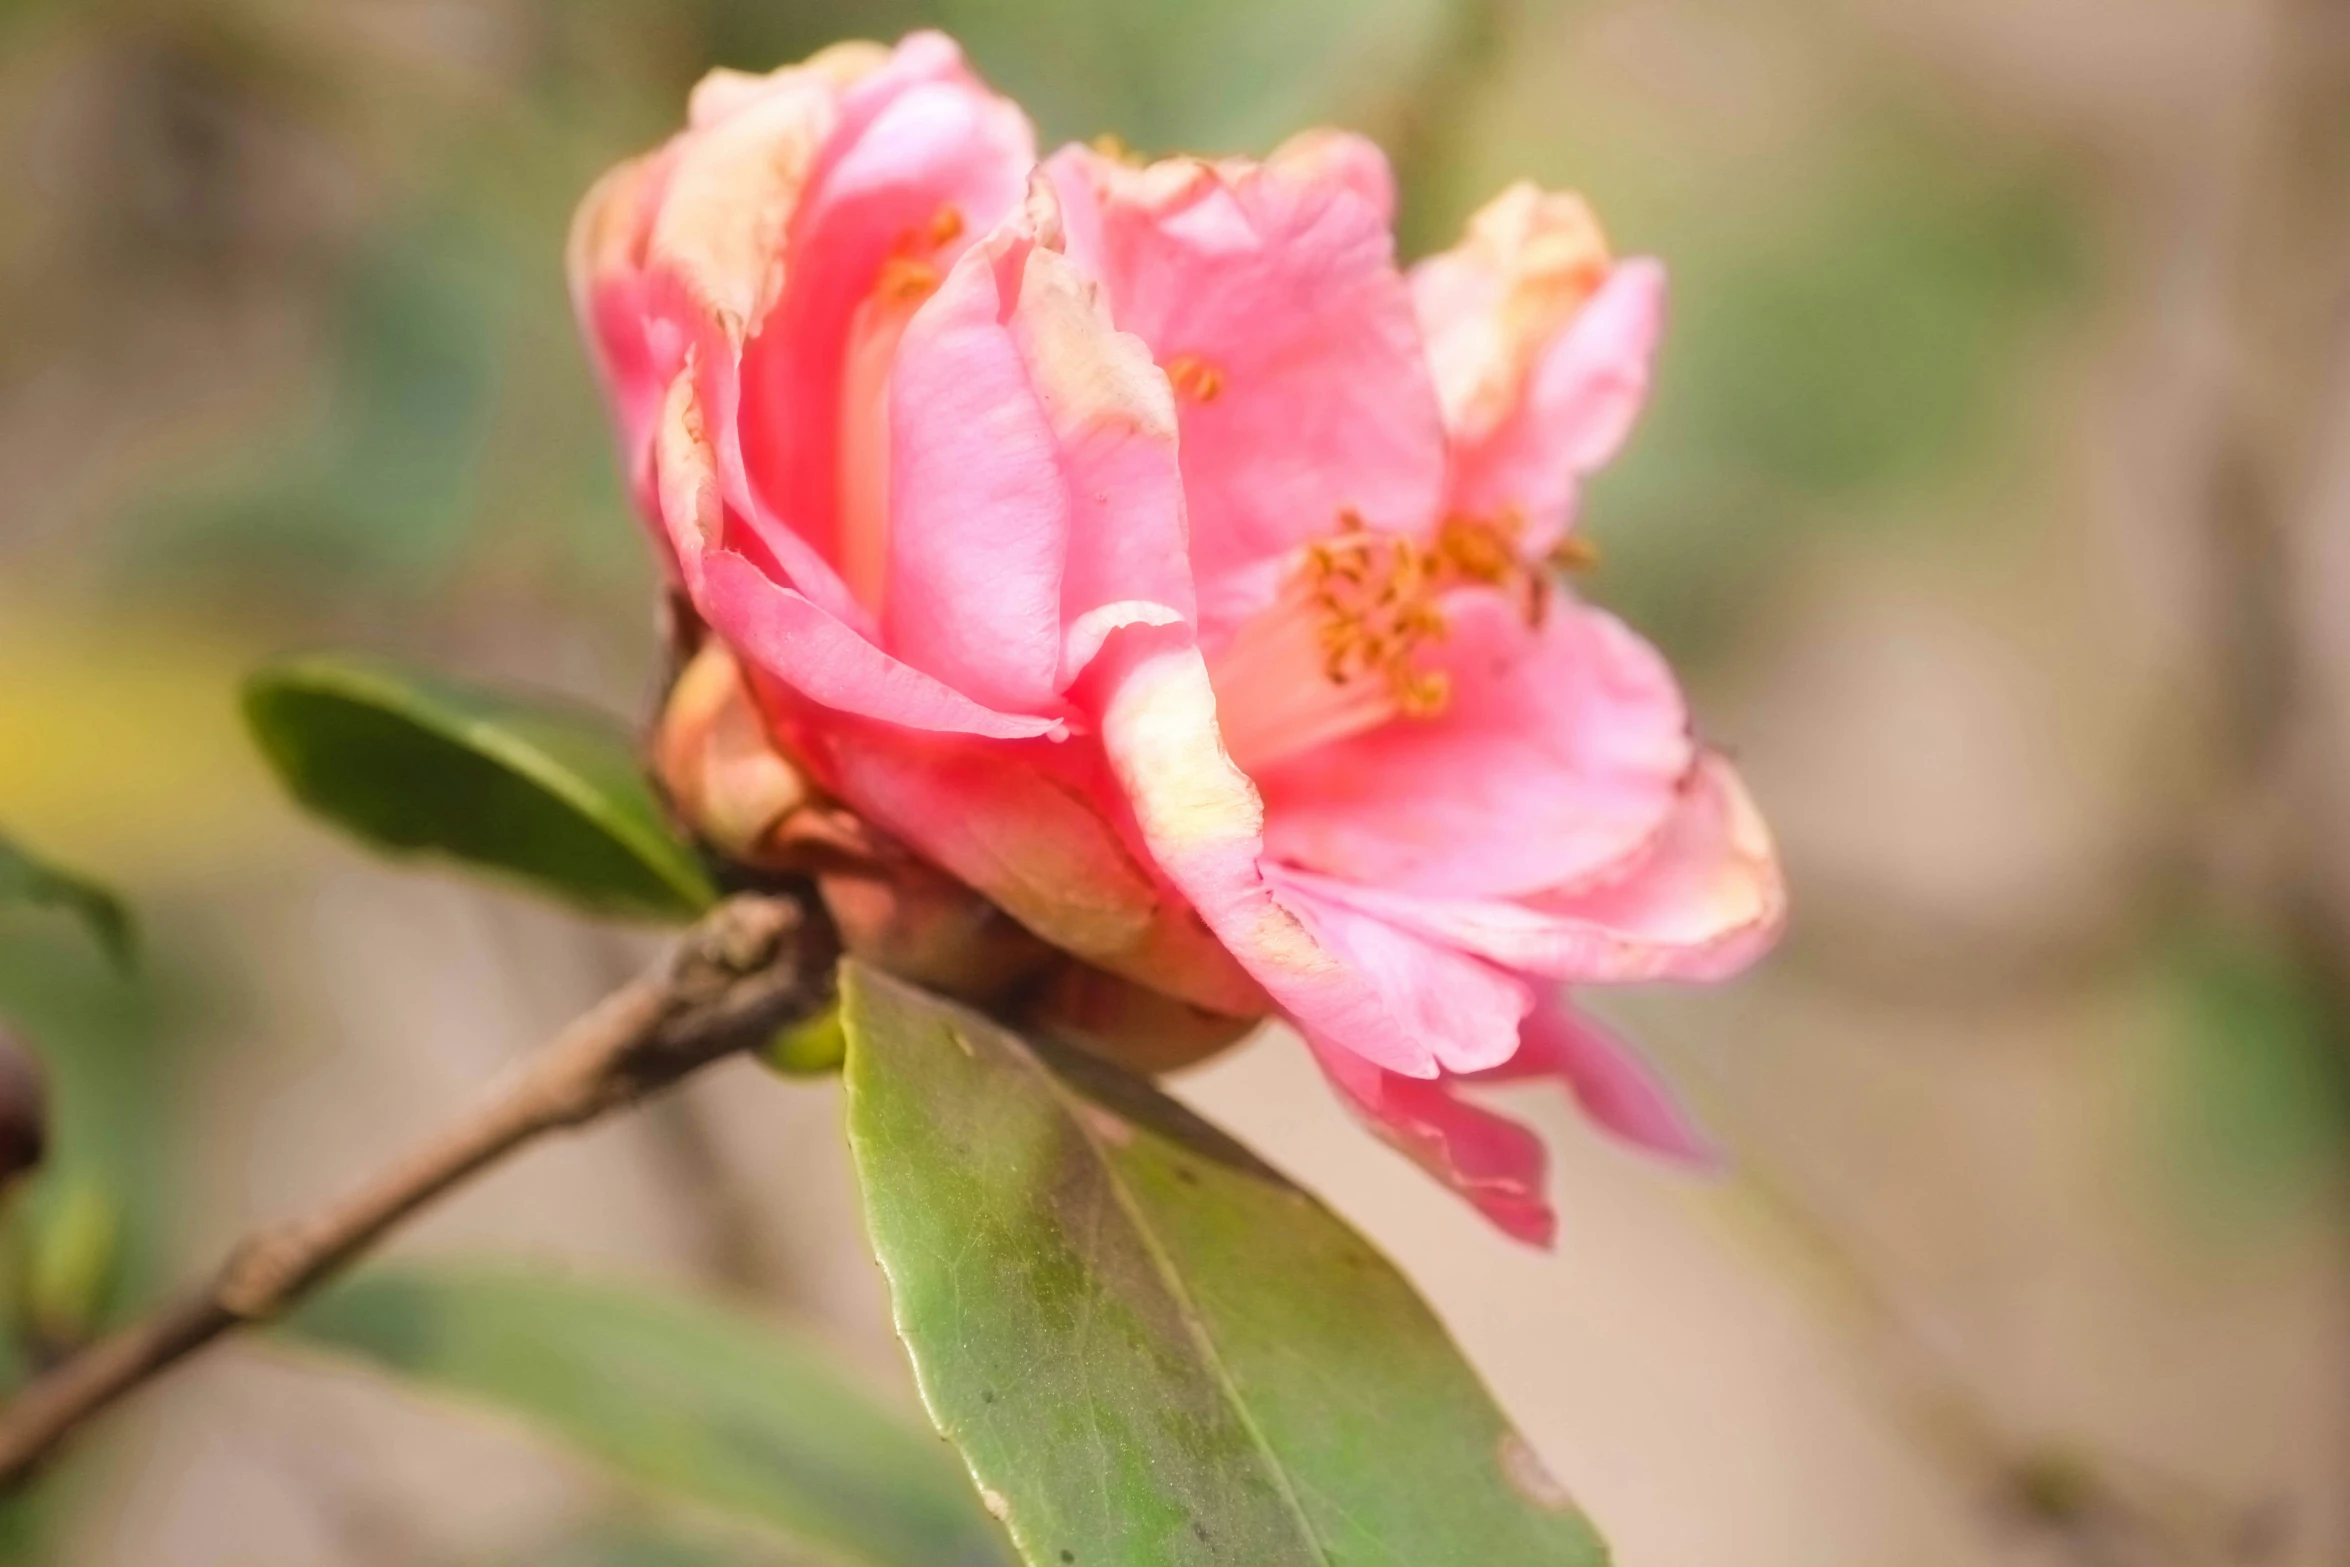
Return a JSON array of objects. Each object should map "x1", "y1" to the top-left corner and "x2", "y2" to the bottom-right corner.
[
  {"x1": 1098, "y1": 634, "x2": 1437, "y2": 1075},
  {"x1": 1412, "y1": 183, "x2": 1662, "y2": 542},
  {"x1": 567, "y1": 151, "x2": 680, "y2": 511},
  {"x1": 1451, "y1": 260, "x2": 1666, "y2": 536},
  {"x1": 1413, "y1": 182, "x2": 1613, "y2": 447}
]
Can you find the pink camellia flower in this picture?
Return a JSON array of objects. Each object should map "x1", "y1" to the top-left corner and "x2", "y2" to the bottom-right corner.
[{"x1": 575, "y1": 32, "x2": 1784, "y2": 1245}]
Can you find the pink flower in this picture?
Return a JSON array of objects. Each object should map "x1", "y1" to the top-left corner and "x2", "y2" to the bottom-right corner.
[
  {"x1": 576, "y1": 33, "x2": 1785, "y2": 1245},
  {"x1": 573, "y1": 34, "x2": 1261, "y2": 1023},
  {"x1": 1053, "y1": 146, "x2": 1783, "y2": 1242}
]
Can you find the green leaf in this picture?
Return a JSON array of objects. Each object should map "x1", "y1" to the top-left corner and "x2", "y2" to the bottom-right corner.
[
  {"x1": 841, "y1": 963, "x2": 1609, "y2": 1567},
  {"x1": 282, "y1": 1267, "x2": 1014, "y2": 1567},
  {"x1": 243, "y1": 655, "x2": 714, "y2": 921},
  {"x1": 0, "y1": 830, "x2": 132, "y2": 968}
]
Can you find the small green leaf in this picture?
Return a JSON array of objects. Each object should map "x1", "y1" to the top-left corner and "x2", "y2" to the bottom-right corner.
[
  {"x1": 0, "y1": 831, "x2": 132, "y2": 968},
  {"x1": 842, "y1": 963, "x2": 1609, "y2": 1567},
  {"x1": 282, "y1": 1267, "x2": 1013, "y2": 1567},
  {"x1": 243, "y1": 655, "x2": 714, "y2": 921}
]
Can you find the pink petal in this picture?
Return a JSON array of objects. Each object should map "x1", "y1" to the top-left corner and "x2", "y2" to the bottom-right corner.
[
  {"x1": 684, "y1": 40, "x2": 895, "y2": 129},
  {"x1": 734, "y1": 58, "x2": 1034, "y2": 587},
  {"x1": 652, "y1": 352, "x2": 876, "y2": 636},
  {"x1": 1477, "y1": 997, "x2": 1718, "y2": 1166},
  {"x1": 878, "y1": 216, "x2": 1073, "y2": 713},
  {"x1": 786, "y1": 703, "x2": 1266, "y2": 1019},
  {"x1": 1095, "y1": 633, "x2": 1438, "y2": 1076},
  {"x1": 1412, "y1": 184, "x2": 1608, "y2": 437},
  {"x1": 1305, "y1": 1029, "x2": 1556, "y2": 1247},
  {"x1": 881, "y1": 182, "x2": 1195, "y2": 707},
  {"x1": 1265, "y1": 127, "x2": 1397, "y2": 225},
  {"x1": 1045, "y1": 141, "x2": 1448, "y2": 604},
  {"x1": 1451, "y1": 260, "x2": 1666, "y2": 536},
  {"x1": 1411, "y1": 183, "x2": 1663, "y2": 542},
  {"x1": 1255, "y1": 592, "x2": 1692, "y2": 899},
  {"x1": 699, "y1": 552, "x2": 1060, "y2": 740},
  {"x1": 1264, "y1": 863, "x2": 1532, "y2": 1075},
  {"x1": 567, "y1": 151, "x2": 681, "y2": 521},
  {"x1": 1271, "y1": 750, "x2": 1785, "y2": 983},
  {"x1": 1528, "y1": 750, "x2": 1785, "y2": 981}
]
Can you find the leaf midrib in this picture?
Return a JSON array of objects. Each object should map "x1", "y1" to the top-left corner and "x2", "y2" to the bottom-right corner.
[{"x1": 999, "y1": 1030, "x2": 1335, "y2": 1567}]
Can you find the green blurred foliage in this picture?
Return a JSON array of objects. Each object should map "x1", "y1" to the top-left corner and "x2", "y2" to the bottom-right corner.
[
  {"x1": 287, "y1": 1265, "x2": 1013, "y2": 1566},
  {"x1": 0, "y1": 833, "x2": 133, "y2": 970},
  {"x1": 0, "y1": 925, "x2": 167, "y2": 1351},
  {"x1": 0, "y1": 925, "x2": 163, "y2": 1557},
  {"x1": 2156, "y1": 931, "x2": 2350, "y2": 1226}
]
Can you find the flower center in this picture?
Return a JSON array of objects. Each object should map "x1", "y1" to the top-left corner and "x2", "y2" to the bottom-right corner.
[
  {"x1": 1210, "y1": 511, "x2": 1549, "y2": 776},
  {"x1": 838, "y1": 205, "x2": 965, "y2": 616}
]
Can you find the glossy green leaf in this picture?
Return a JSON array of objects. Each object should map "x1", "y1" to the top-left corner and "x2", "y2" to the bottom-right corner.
[
  {"x1": 283, "y1": 1267, "x2": 1014, "y2": 1567},
  {"x1": 243, "y1": 655, "x2": 714, "y2": 921},
  {"x1": 842, "y1": 964, "x2": 1609, "y2": 1567},
  {"x1": 0, "y1": 831, "x2": 132, "y2": 968}
]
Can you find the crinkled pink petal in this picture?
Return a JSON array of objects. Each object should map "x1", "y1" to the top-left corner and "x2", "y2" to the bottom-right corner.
[
  {"x1": 1264, "y1": 863, "x2": 1532, "y2": 1075},
  {"x1": 1044, "y1": 141, "x2": 1447, "y2": 605},
  {"x1": 568, "y1": 151, "x2": 682, "y2": 519},
  {"x1": 588, "y1": 35, "x2": 1032, "y2": 638},
  {"x1": 1450, "y1": 259, "x2": 1666, "y2": 538},
  {"x1": 1304, "y1": 1029, "x2": 1556, "y2": 1247},
  {"x1": 1528, "y1": 750, "x2": 1784, "y2": 981},
  {"x1": 699, "y1": 551, "x2": 1061, "y2": 739},
  {"x1": 1265, "y1": 127, "x2": 1397, "y2": 225},
  {"x1": 1411, "y1": 182, "x2": 1609, "y2": 442},
  {"x1": 878, "y1": 220, "x2": 1073, "y2": 712},
  {"x1": 882, "y1": 182, "x2": 1194, "y2": 708},
  {"x1": 1474, "y1": 996, "x2": 1718, "y2": 1166},
  {"x1": 684, "y1": 39, "x2": 895, "y2": 130},
  {"x1": 649, "y1": 351, "x2": 877, "y2": 648},
  {"x1": 1272, "y1": 750, "x2": 1784, "y2": 982},
  {"x1": 735, "y1": 56, "x2": 1034, "y2": 583},
  {"x1": 1095, "y1": 632, "x2": 1438, "y2": 1076},
  {"x1": 1255, "y1": 591, "x2": 1692, "y2": 899}
]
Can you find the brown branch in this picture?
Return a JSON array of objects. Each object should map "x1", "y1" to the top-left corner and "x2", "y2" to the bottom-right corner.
[{"x1": 0, "y1": 892, "x2": 834, "y2": 1491}]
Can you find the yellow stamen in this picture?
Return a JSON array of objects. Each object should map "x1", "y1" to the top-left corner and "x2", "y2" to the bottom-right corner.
[
  {"x1": 1165, "y1": 355, "x2": 1225, "y2": 403},
  {"x1": 1090, "y1": 132, "x2": 1146, "y2": 167},
  {"x1": 1549, "y1": 533, "x2": 1601, "y2": 573},
  {"x1": 1212, "y1": 510, "x2": 1554, "y2": 771},
  {"x1": 874, "y1": 255, "x2": 941, "y2": 302},
  {"x1": 1292, "y1": 510, "x2": 1549, "y2": 717},
  {"x1": 838, "y1": 204, "x2": 968, "y2": 614}
]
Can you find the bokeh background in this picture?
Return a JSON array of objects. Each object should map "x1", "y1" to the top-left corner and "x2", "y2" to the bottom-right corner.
[{"x1": 3, "y1": 0, "x2": 2348, "y2": 1562}]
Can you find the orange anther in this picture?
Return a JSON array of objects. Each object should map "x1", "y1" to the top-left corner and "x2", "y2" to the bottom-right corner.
[{"x1": 1165, "y1": 355, "x2": 1225, "y2": 403}]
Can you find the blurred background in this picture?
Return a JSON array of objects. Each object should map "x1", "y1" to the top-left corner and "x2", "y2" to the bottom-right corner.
[{"x1": 2, "y1": 0, "x2": 2347, "y2": 1561}]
